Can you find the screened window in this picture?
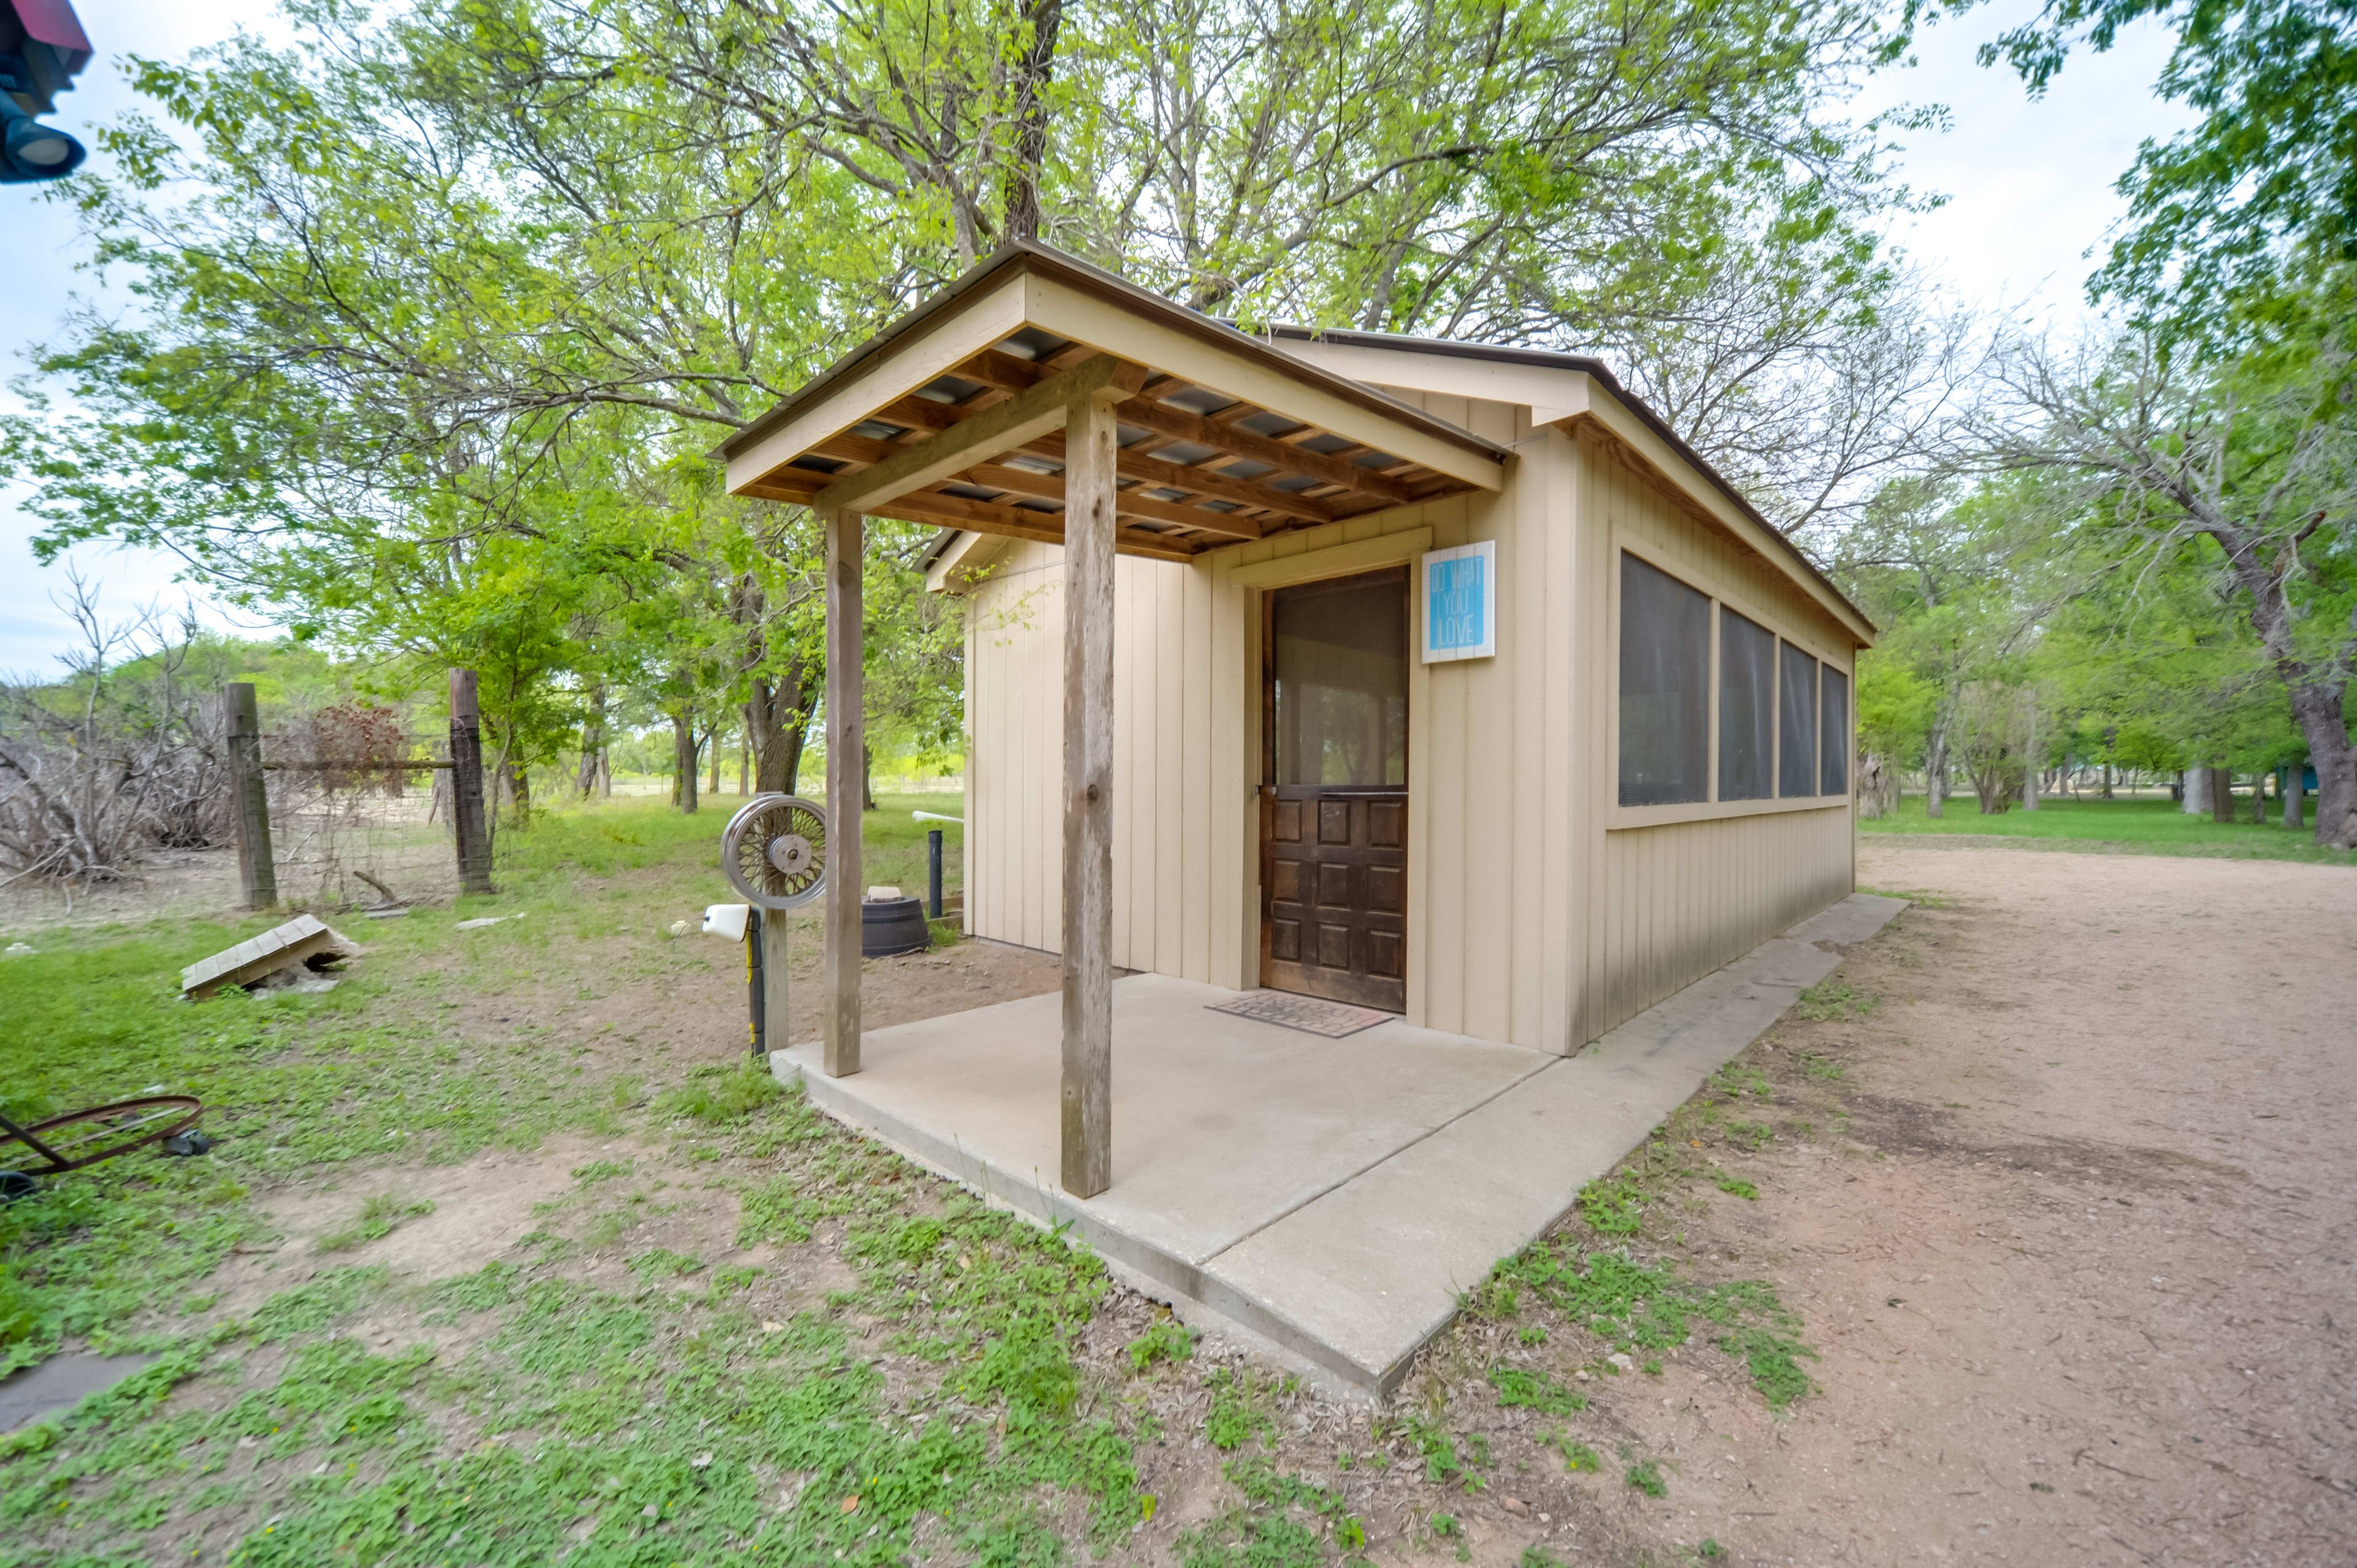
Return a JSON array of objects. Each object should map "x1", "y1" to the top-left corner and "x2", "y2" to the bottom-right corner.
[
  {"x1": 1272, "y1": 569, "x2": 1409, "y2": 786},
  {"x1": 1618, "y1": 554, "x2": 1711, "y2": 806},
  {"x1": 1819, "y1": 665, "x2": 1849, "y2": 796},
  {"x1": 1717, "y1": 608, "x2": 1775, "y2": 801},
  {"x1": 1778, "y1": 641, "x2": 1818, "y2": 798}
]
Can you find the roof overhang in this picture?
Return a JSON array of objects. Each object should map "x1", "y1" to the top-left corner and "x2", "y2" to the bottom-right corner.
[
  {"x1": 719, "y1": 244, "x2": 1511, "y2": 565},
  {"x1": 1264, "y1": 328, "x2": 1876, "y2": 647}
]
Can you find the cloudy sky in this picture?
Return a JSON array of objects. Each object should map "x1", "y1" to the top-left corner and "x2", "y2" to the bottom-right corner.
[{"x1": 0, "y1": 0, "x2": 2194, "y2": 673}]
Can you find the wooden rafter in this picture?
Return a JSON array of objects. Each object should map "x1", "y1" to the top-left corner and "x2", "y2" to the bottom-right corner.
[
  {"x1": 955, "y1": 462, "x2": 1266, "y2": 540},
  {"x1": 742, "y1": 326, "x2": 1489, "y2": 565},
  {"x1": 811, "y1": 353, "x2": 1145, "y2": 516},
  {"x1": 867, "y1": 487, "x2": 1199, "y2": 563},
  {"x1": 953, "y1": 349, "x2": 1412, "y2": 511}
]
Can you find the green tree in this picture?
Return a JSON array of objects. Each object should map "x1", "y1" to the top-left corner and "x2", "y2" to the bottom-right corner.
[
  {"x1": 1926, "y1": 0, "x2": 2355, "y2": 330},
  {"x1": 1967, "y1": 279, "x2": 2357, "y2": 846}
]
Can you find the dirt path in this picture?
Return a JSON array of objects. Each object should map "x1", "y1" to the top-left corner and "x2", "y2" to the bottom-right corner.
[{"x1": 1648, "y1": 846, "x2": 2357, "y2": 1566}]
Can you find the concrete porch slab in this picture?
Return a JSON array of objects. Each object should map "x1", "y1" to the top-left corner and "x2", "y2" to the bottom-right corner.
[{"x1": 774, "y1": 892, "x2": 1906, "y2": 1397}]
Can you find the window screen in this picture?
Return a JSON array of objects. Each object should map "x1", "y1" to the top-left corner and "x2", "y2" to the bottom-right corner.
[
  {"x1": 1618, "y1": 554, "x2": 1711, "y2": 806},
  {"x1": 1778, "y1": 642, "x2": 1818, "y2": 798},
  {"x1": 1717, "y1": 608, "x2": 1775, "y2": 801},
  {"x1": 1272, "y1": 570, "x2": 1408, "y2": 786},
  {"x1": 1819, "y1": 665, "x2": 1849, "y2": 796}
]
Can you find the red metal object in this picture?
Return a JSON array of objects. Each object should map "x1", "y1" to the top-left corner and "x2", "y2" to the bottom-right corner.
[
  {"x1": 0, "y1": 1095, "x2": 203, "y2": 1176},
  {"x1": 2, "y1": 0, "x2": 91, "y2": 114},
  {"x1": 8, "y1": 0, "x2": 89, "y2": 60}
]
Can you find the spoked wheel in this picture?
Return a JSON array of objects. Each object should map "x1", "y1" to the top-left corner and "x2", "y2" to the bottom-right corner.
[
  {"x1": 0, "y1": 1095, "x2": 204, "y2": 1176},
  {"x1": 721, "y1": 794, "x2": 830, "y2": 911}
]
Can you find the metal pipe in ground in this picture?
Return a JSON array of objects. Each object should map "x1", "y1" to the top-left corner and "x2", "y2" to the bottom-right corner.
[{"x1": 927, "y1": 829, "x2": 944, "y2": 919}]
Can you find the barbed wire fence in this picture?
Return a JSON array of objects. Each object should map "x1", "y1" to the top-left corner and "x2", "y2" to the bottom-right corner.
[{"x1": 226, "y1": 670, "x2": 494, "y2": 913}]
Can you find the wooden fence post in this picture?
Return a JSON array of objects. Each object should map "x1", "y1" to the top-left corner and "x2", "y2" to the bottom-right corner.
[
  {"x1": 448, "y1": 669, "x2": 495, "y2": 895},
  {"x1": 223, "y1": 683, "x2": 277, "y2": 910}
]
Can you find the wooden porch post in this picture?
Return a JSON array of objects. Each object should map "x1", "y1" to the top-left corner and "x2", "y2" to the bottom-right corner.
[
  {"x1": 1061, "y1": 388, "x2": 1120, "y2": 1197},
  {"x1": 822, "y1": 508, "x2": 865, "y2": 1078}
]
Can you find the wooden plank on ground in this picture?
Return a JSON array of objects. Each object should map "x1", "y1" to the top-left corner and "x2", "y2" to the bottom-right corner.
[{"x1": 181, "y1": 914, "x2": 360, "y2": 1000}]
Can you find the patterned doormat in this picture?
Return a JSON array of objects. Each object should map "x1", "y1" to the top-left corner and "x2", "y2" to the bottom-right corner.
[{"x1": 1206, "y1": 990, "x2": 1395, "y2": 1038}]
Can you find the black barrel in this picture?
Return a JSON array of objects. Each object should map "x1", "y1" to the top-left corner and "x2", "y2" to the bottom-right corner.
[{"x1": 861, "y1": 895, "x2": 931, "y2": 958}]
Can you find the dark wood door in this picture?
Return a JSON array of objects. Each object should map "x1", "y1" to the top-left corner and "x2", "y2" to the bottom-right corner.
[{"x1": 1260, "y1": 568, "x2": 1409, "y2": 1012}]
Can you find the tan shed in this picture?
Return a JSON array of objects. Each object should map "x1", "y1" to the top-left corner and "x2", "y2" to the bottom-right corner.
[{"x1": 720, "y1": 240, "x2": 1873, "y2": 1202}]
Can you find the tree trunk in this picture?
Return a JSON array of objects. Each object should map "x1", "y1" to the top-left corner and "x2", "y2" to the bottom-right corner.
[
  {"x1": 672, "y1": 711, "x2": 699, "y2": 814},
  {"x1": 1924, "y1": 705, "x2": 1950, "y2": 819},
  {"x1": 2183, "y1": 767, "x2": 2210, "y2": 815},
  {"x1": 708, "y1": 723, "x2": 723, "y2": 799},
  {"x1": 1003, "y1": 0, "x2": 1063, "y2": 241},
  {"x1": 2210, "y1": 766, "x2": 2235, "y2": 824},
  {"x1": 738, "y1": 733, "x2": 748, "y2": 797},
  {"x1": 861, "y1": 742, "x2": 877, "y2": 811},
  {"x1": 2101, "y1": 762, "x2": 2113, "y2": 799},
  {"x1": 1857, "y1": 752, "x2": 1893, "y2": 819},
  {"x1": 747, "y1": 662, "x2": 816, "y2": 797},
  {"x1": 2021, "y1": 690, "x2": 2040, "y2": 811},
  {"x1": 598, "y1": 746, "x2": 611, "y2": 797},
  {"x1": 2286, "y1": 683, "x2": 2356, "y2": 848},
  {"x1": 2284, "y1": 762, "x2": 2305, "y2": 831},
  {"x1": 576, "y1": 684, "x2": 606, "y2": 798},
  {"x1": 506, "y1": 758, "x2": 531, "y2": 817}
]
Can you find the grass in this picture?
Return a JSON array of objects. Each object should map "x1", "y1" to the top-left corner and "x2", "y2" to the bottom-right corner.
[
  {"x1": 1624, "y1": 1458, "x2": 1667, "y2": 1498},
  {"x1": 0, "y1": 794, "x2": 1184, "y2": 1565},
  {"x1": 1860, "y1": 792, "x2": 2353, "y2": 864},
  {"x1": 4, "y1": 779, "x2": 1881, "y2": 1562},
  {"x1": 1491, "y1": 1243, "x2": 1818, "y2": 1410},
  {"x1": 314, "y1": 1194, "x2": 435, "y2": 1253}
]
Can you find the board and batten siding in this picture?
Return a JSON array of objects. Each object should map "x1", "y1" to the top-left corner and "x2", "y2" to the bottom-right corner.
[
  {"x1": 959, "y1": 390, "x2": 1584, "y2": 1052},
  {"x1": 1566, "y1": 423, "x2": 1857, "y2": 1043},
  {"x1": 955, "y1": 373, "x2": 1858, "y2": 1056}
]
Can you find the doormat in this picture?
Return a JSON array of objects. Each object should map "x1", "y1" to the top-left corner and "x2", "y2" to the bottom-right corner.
[{"x1": 1206, "y1": 991, "x2": 1394, "y2": 1038}]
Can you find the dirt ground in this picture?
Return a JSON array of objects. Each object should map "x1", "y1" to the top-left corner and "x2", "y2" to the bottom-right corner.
[
  {"x1": 1489, "y1": 844, "x2": 2356, "y2": 1567},
  {"x1": 141, "y1": 843, "x2": 2357, "y2": 1566}
]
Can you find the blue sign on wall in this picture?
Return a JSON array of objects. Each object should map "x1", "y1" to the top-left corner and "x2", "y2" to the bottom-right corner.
[{"x1": 1421, "y1": 541, "x2": 1496, "y2": 662}]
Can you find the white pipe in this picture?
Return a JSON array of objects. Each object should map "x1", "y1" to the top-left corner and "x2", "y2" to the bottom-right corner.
[{"x1": 912, "y1": 810, "x2": 964, "y2": 825}]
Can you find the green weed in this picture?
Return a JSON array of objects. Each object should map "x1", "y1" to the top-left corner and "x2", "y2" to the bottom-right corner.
[
  {"x1": 1796, "y1": 979, "x2": 1875, "y2": 1022},
  {"x1": 1487, "y1": 1363, "x2": 1586, "y2": 1416},
  {"x1": 1127, "y1": 1318, "x2": 1198, "y2": 1373},
  {"x1": 625, "y1": 1247, "x2": 704, "y2": 1280},
  {"x1": 1716, "y1": 1176, "x2": 1759, "y2": 1200},
  {"x1": 1403, "y1": 1415, "x2": 1487, "y2": 1489},
  {"x1": 1625, "y1": 1458, "x2": 1667, "y2": 1497},
  {"x1": 1176, "y1": 1457, "x2": 1364, "y2": 1567},
  {"x1": 1576, "y1": 1176, "x2": 1644, "y2": 1236},
  {"x1": 1204, "y1": 1368, "x2": 1276, "y2": 1452},
  {"x1": 1492, "y1": 1243, "x2": 1818, "y2": 1409},
  {"x1": 653, "y1": 1059, "x2": 783, "y2": 1123},
  {"x1": 314, "y1": 1192, "x2": 435, "y2": 1252},
  {"x1": 1722, "y1": 1119, "x2": 1775, "y2": 1149},
  {"x1": 1544, "y1": 1433, "x2": 1602, "y2": 1473}
]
